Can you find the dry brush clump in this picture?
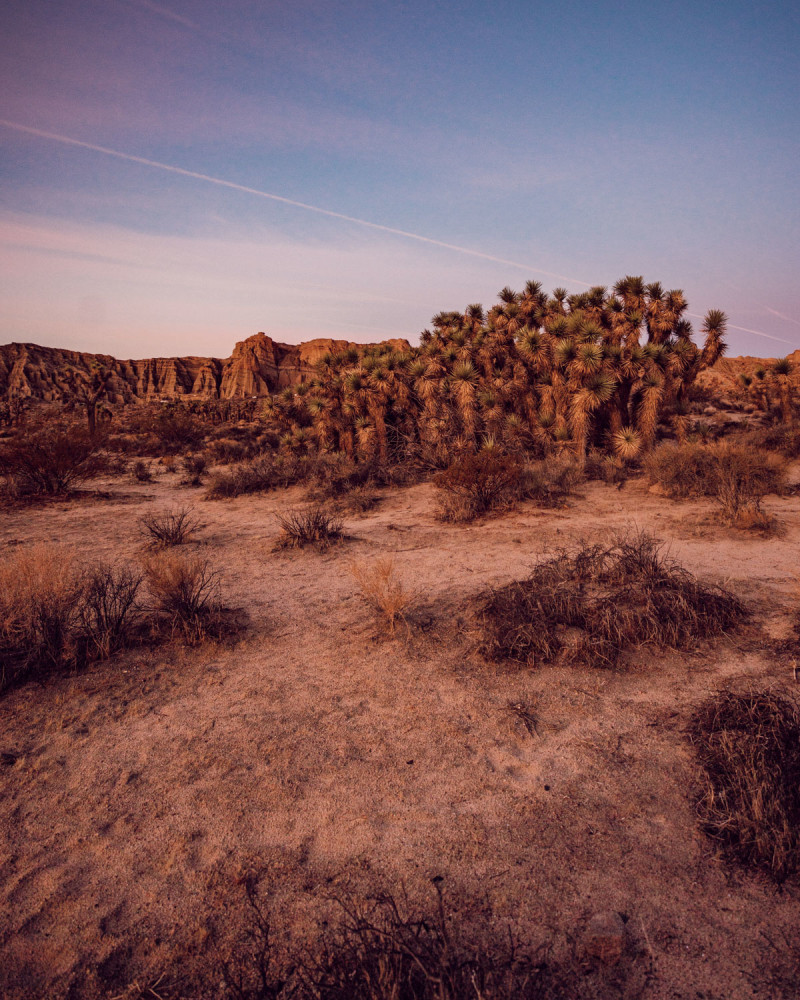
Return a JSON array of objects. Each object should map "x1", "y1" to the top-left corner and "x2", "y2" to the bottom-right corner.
[
  {"x1": 211, "y1": 882, "x2": 578, "y2": 1000},
  {"x1": 0, "y1": 422, "x2": 105, "y2": 498},
  {"x1": 141, "y1": 550, "x2": 225, "y2": 641},
  {"x1": 690, "y1": 689, "x2": 800, "y2": 882},
  {"x1": 645, "y1": 440, "x2": 786, "y2": 527},
  {"x1": 275, "y1": 506, "x2": 344, "y2": 550},
  {"x1": 479, "y1": 531, "x2": 745, "y2": 669},
  {"x1": 140, "y1": 506, "x2": 200, "y2": 547},
  {"x1": 350, "y1": 555, "x2": 415, "y2": 633},
  {"x1": 0, "y1": 546, "x2": 143, "y2": 692}
]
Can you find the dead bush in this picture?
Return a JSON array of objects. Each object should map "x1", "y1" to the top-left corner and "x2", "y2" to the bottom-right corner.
[
  {"x1": 213, "y1": 883, "x2": 565, "y2": 1000},
  {"x1": 140, "y1": 507, "x2": 199, "y2": 547},
  {"x1": 521, "y1": 456, "x2": 583, "y2": 506},
  {"x1": 738, "y1": 421, "x2": 800, "y2": 459},
  {"x1": 690, "y1": 689, "x2": 800, "y2": 881},
  {"x1": 0, "y1": 545, "x2": 84, "y2": 691},
  {"x1": 433, "y1": 451, "x2": 524, "y2": 522},
  {"x1": 78, "y1": 564, "x2": 143, "y2": 659},
  {"x1": 276, "y1": 507, "x2": 343, "y2": 550},
  {"x1": 479, "y1": 531, "x2": 745, "y2": 669},
  {"x1": 132, "y1": 459, "x2": 153, "y2": 483},
  {"x1": 205, "y1": 456, "x2": 278, "y2": 499},
  {"x1": 181, "y1": 453, "x2": 207, "y2": 486},
  {"x1": 0, "y1": 424, "x2": 104, "y2": 496},
  {"x1": 142, "y1": 551, "x2": 222, "y2": 640},
  {"x1": 350, "y1": 555, "x2": 414, "y2": 633},
  {"x1": 644, "y1": 441, "x2": 786, "y2": 521}
]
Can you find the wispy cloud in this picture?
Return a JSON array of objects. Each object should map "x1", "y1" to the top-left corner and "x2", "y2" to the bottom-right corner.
[{"x1": 0, "y1": 119, "x2": 590, "y2": 287}]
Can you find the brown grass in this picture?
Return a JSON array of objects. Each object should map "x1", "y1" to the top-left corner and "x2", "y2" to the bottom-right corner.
[
  {"x1": 350, "y1": 555, "x2": 415, "y2": 633},
  {"x1": 690, "y1": 689, "x2": 800, "y2": 881},
  {"x1": 0, "y1": 544, "x2": 83, "y2": 690},
  {"x1": 479, "y1": 531, "x2": 745, "y2": 669}
]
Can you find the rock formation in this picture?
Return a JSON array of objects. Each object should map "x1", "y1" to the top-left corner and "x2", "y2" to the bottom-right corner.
[{"x1": 0, "y1": 333, "x2": 411, "y2": 405}]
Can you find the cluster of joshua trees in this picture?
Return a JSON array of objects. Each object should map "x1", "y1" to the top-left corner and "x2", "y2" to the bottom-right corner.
[{"x1": 265, "y1": 276, "x2": 730, "y2": 466}]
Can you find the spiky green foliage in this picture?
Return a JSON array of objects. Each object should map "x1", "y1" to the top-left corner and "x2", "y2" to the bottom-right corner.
[{"x1": 255, "y1": 278, "x2": 728, "y2": 467}]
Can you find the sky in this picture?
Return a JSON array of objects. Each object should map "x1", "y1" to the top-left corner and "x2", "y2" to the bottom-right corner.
[{"x1": 0, "y1": 0, "x2": 798, "y2": 360}]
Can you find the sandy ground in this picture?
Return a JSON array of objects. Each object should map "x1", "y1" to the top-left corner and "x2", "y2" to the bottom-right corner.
[{"x1": 1, "y1": 466, "x2": 799, "y2": 998}]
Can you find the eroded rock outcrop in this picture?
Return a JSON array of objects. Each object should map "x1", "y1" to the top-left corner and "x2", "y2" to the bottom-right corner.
[{"x1": 0, "y1": 333, "x2": 411, "y2": 405}]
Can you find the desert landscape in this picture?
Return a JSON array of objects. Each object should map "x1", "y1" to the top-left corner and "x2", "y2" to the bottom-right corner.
[{"x1": 1, "y1": 279, "x2": 799, "y2": 999}]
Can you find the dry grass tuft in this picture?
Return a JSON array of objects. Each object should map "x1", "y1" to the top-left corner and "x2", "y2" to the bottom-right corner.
[
  {"x1": 350, "y1": 555, "x2": 415, "y2": 633},
  {"x1": 479, "y1": 530, "x2": 745, "y2": 669},
  {"x1": 690, "y1": 689, "x2": 800, "y2": 881},
  {"x1": 140, "y1": 507, "x2": 199, "y2": 547},
  {"x1": 0, "y1": 544, "x2": 83, "y2": 690},
  {"x1": 276, "y1": 507, "x2": 344, "y2": 550}
]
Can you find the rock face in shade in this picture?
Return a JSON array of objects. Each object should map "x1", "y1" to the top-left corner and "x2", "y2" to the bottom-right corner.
[{"x1": 0, "y1": 333, "x2": 412, "y2": 404}]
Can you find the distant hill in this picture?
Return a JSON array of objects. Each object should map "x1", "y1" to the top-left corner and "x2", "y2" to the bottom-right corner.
[
  {"x1": 0, "y1": 332, "x2": 411, "y2": 404},
  {"x1": 1, "y1": 331, "x2": 795, "y2": 407}
]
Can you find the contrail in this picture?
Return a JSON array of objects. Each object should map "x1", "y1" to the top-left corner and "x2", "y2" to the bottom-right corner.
[
  {"x1": 686, "y1": 313, "x2": 794, "y2": 347},
  {"x1": 766, "y1": 307, "x2": 800, "y2": 328},
  {"x1": 2, "y1": 118, "x2": 796, "y2": 347},
  {"x1": 0, "y1": 118, "x2": 588, "y2": 287}
]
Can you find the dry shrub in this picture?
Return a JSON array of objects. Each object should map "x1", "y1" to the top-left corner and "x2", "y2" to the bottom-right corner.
[
  {"x1": 205, "y1": 456, "x2": 278, "y2": 499},
  {"x1": 690, "y1": 689, "x2": 800, "y2": 881},
  {"x1": 78, "y1": 564, "x2": 143, "y2": 659},
  {"x1": 181, "y1": 453, "x2": 207, "y2": 486},
  {"x1": 479, "y1": 531, "x2": 745, "y2": 669},
  {"x1": 140, "y1": 506, "x2": 199, "y2": 547},
  {"x1": 142, "y1": 551, "x2": 222, "y2": 640},
  {"x1": 214, "y1": 884, "x2": 566, "y2": 1000},
  {"x1": 0, "y1": 545, "x2": 83, "y2": 689},
  {"x1": 132, "y1": 459, "x2": 153, "y2": 483},
  {"x1": 644, "y1": 441, "x2": 786, "y2": 522},
  {"x1": 738, "y1": 420, "x2": 800, "y2": 459},
  {"x1": 0, "y1": 423, "x2": 104, "y2": 496},
  {"x1": 350, "y1": 555, "x2": 414, "y2": 633},
  {"x1": 433, "y1": 451, "x2": 524, "y2": 522},
  {"x1": 521, "y1": 456, "x2": 583, "y2": 506},
  {"x1": 276, "y1": 506, "x2": 343, "y2": 550}
]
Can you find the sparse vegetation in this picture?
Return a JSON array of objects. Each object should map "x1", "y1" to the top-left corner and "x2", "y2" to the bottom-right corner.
[
  {"x1": 690, "y1": 689, "x2": 800, "y2": 881},
  {"x1": 433, "y1": 451, "x2": 524, "y2": 521},
  {"x1": 0, "y1": 545, "x2": 84, "y2": 690},
  {"x1": 0, "y1": 422, "x2": 104, "y2": 497},
  {"x1": 479, "y1": 531, "x2": 745, "y2": 669},
  {"x1": 275, "y1": 506, "x2": 344, "y2": 550},
  {"x1": 181, "y1": 453, "x2": 207, "y2": 486},
  {"x1": 644, "y1": 440, "x2": 786, "y2": 525},
  {"x1": 350, "y1": 555, "x2": 415, "y2": 633},
  {"x1": 132, "y1": 459, "x2": 153, "y2": 482},
  {"x1": 213, "y1": 882, "x2": 577, "y2": 1000},
  {"x1": 205, "y1": 456, "x2": 279, "y2": 499},
  {"x1": 140, "y1": 507, "x2": 199, "y2": 547},
  {"x1": 78, "y1": 564, "x2": 143, "y2": 660},
  {"x1": 142, "y1": 551, "x2": 222, "y2": 640}
]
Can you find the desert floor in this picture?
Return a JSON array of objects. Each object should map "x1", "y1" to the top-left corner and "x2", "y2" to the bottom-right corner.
[{"x1": 1, "y1": 466, "x2": 799, "y2": 998}]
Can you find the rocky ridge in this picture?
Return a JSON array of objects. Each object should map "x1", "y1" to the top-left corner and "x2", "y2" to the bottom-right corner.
[{"x1": 0, "y1": 333, "x2": 411, "y2": 405}]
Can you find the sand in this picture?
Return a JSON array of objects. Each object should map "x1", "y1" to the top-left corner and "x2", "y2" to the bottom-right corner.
[{"x1": 1, "y1": 467, "x2": 799, "y2": 997}]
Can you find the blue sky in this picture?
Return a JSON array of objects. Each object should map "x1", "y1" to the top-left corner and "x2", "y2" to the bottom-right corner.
[{"x1": 1, "y1": 0, "x2": 798, "y2": 358}]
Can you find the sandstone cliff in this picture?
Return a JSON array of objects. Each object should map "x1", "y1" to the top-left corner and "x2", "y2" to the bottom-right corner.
[{"x1": 0, "y1": 333, "x2": 411, "y2": 405}]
